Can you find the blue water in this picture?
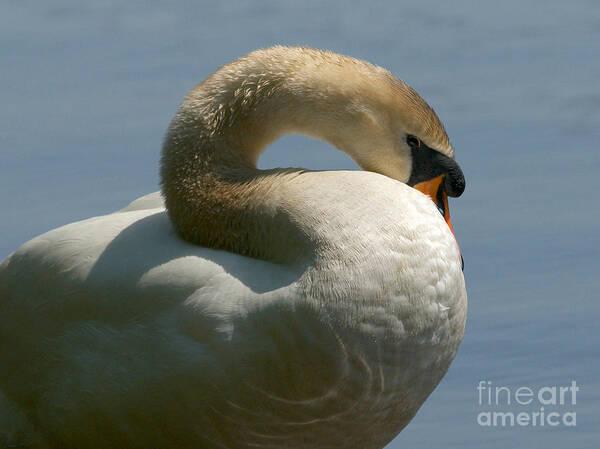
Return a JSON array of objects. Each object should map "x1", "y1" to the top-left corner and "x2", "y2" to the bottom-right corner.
[{"x1": 1, "y1": 1, "x2": 598, "y2": 447}]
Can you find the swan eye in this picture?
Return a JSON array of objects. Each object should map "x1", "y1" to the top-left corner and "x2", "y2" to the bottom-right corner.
[{"x1": 406, "y1": 135, "x2": 421, "y2": 149}]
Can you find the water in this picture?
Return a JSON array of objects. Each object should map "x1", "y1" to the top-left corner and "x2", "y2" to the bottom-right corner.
[{"x1": 1, "y1": 1, "x2": 598, "y2": 447}]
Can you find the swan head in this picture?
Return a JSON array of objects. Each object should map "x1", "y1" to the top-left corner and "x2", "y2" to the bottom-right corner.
[
  {"x1": 327, "y1": 68, "x2": 465, "y2": 199},
  {"x1": 316, "y1": 62, "x2": 465, "y2": 244}
]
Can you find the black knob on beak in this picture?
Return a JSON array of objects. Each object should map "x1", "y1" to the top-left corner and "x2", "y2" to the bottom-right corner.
[
  {"x1": 408, "y1": 144, "x2": 466, "y2": 198},
  {"x1": 444, "y1": 163, "x2": 465, "y2": 198}
]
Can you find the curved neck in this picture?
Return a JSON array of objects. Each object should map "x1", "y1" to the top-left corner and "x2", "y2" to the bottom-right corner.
[
  {"x1": 175, "y1": 54, "x2": 401, "y2": 172},
  {"x1": 160, "y1": 49, "x2": 405, "y2": 262}
]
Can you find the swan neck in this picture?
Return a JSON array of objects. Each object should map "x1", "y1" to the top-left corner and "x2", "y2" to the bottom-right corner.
[
  {"x1": 183, "y1": 67, "x2": 387, "y2": 170},
  {"x1": 160, "y1": 49, "x2": 400, "y2": 262}
]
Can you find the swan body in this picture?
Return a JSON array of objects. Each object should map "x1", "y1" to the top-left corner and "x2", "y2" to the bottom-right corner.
[{"x1": 0, "y1": 47, "x2": 467, "y2": 448}]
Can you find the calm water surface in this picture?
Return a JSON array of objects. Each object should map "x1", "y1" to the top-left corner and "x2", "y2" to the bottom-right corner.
[{"x1": 1, "y1": 1, "x2": 598, "y2": 447}]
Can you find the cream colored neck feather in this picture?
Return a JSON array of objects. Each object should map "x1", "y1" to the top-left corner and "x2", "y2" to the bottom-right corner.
[{"x1": 160, "y1": 46, "x2": 448, "y2": 262}]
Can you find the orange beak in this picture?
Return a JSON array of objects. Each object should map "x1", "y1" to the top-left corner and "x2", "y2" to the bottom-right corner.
[{"x1": 413, "y1": 175, "x2": 463, "y2": 268}]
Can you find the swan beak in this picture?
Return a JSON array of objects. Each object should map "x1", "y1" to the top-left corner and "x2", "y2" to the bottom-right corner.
[{"x1": 413, "y1": 175, "x2": 463, "y2": 269}]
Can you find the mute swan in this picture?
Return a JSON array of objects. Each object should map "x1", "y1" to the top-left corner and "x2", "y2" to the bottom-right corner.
[{"x1": 0, "y1": 46, "x2": 466, "y2": 449}]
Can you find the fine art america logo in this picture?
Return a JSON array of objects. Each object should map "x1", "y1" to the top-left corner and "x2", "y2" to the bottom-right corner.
[{"x1": 476, "y1": 380, "x2": 578, "y2": 427}]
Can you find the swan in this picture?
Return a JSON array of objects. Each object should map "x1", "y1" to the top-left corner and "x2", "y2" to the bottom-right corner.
[{"x1": 0, "y1": 46, "x2": 466, "y2": 448}]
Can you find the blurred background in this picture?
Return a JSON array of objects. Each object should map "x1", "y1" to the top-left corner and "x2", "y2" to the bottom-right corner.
[{"x1": 1, "y1": 1, "x2": 598, "y2": 447}]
